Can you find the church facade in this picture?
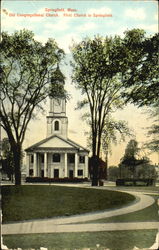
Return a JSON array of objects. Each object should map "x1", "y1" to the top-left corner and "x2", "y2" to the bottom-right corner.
[{"x1": 25, "y1": 98, "x2": 89, "y2": 179}]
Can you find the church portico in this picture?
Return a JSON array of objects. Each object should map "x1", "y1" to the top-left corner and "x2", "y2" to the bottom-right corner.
[{"x1": 27, "y1": 150, "x2": 89, "y2": 179}]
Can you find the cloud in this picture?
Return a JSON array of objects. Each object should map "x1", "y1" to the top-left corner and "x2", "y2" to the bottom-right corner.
[
  {"x1": 125, "y1": 8, "x2": 146, "y2": 20},
  {"x1": 44, "y1": 19, "x2": 70, "y2": 31},
  {"x1": 110, "y1": 26, "x2": 127, "y2": 38},
  {"x1": 1, "y1": 8, "x2": 23, "y2": 31},
  {"x1": 34, "y1": 35, "x2": 48, "y2": 45},
  {"x1": 76, "y1": 22, "x2": 97, "y2": 32},
  {"x1": 87, "y1": 7, "x2": 112, "y2": 15},
  {"x1": 56, "y1": 33, "x2": 82, "y2": 53},
  {"x1": 1, "y1": 7, "x2": 45, "y2": 32},
  {"x1": 137, "y1": 23, "x2": 158, "y2": 33},
  {"x1": 44, "y1": 9, "x2": 75, "y2": 32}
]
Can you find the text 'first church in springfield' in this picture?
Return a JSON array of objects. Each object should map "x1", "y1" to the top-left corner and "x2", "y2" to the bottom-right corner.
[{"x1": 25, "y1": 95, "x2": 89, "y2": 179}]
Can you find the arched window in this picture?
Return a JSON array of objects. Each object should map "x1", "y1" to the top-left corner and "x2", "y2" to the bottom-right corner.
[{"x1": 54, "y1": 121, "x2": 59, "y2": 131}]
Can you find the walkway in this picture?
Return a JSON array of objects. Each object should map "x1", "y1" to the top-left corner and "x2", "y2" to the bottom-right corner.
[{"x1": 2, "y1": 188, "x2": 159, "y2": 235}]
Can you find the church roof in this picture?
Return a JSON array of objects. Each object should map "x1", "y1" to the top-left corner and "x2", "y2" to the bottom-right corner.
[{"x1": 25, "y1": 134, "x2": 89, "y2": 153}]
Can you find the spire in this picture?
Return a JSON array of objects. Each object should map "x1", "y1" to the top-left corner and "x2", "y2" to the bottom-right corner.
[{"x1": 49, "y1": 64, "x2": 65, "y2": 98}]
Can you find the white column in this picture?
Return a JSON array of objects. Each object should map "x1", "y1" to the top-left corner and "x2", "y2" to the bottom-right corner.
[
  {"x1": 64, "y1": 153, "x2": 68, "y2": 177},
  {"x1": 33, "y1": 153, "x2": 37, "y2": 177},
  {"x1": 85, "y1": 155, "x2": 89, "y2": 178},
  {"x1": 26, "y1": 154, "x2": 30, "y2": 177},
  {"x1": 44, "y1": 152, "x2": 48, "y2": 177},
  {"x1": 75, "y1": 153, "x2": 78, "y2": 177},
  {"x1": 37, "y1": 154, "x2": 40, "y2": 176}
]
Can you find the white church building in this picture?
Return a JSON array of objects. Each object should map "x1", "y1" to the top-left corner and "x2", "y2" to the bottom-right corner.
[{"x1": 25, "y1": 97, "x2": 89, "y2": 179}]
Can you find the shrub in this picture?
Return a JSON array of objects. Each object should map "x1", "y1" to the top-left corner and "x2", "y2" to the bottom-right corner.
[
  {"x1": 25, "y1": 177, "x2": 89, "y2": 183},
  {"x1": 116, "y1": 178, "x2": 155, "y2": 186}
]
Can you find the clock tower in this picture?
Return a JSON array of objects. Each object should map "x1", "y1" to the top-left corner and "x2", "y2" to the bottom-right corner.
[
  {"x1": 47, "y1": 97, "x2": 68, "y2": 139},
  {"x1": 46, "y1": 65, "x2": 68, "y2": 139}
]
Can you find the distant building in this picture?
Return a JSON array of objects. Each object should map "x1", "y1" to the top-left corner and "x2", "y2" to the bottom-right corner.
[{"x1": 25, "y1": 97, "x2": 89, "y2": 179}]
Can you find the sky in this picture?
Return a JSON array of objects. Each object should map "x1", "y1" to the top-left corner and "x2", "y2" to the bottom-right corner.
[{"x1": 1, "y1": 0, "x2": 159, "y2": 166}]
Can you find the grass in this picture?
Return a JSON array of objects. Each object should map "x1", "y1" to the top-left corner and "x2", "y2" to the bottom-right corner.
[
  {"x1": 1, "y1": 185, "x2": 135, "y2": 223},
  {"x1": 82, "y1": 195, "x2": 159, "y2": 223},
  {"x1": 110, "y1": 185, "x2": 159, "y2": 193},
  {"x1": 3, "y1": 230, "x2": 157, "y2": 250}
]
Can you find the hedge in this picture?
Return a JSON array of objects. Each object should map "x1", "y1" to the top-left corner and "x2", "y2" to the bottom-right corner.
[
  {"x1": 116, "y1": 178, "x2": 155, "y2": 186},
  {"x1": 25, "y1": 177, "x2": 89, "y2": 183}
]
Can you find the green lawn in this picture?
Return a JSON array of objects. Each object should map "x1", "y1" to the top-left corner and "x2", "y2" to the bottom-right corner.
[
  {"x1": 1, "y1": 185, "x2": 135, "y2": 223},
  {"x1": 83, "y1": 195, "x2": 159, "y2": 223},
  {"x1": 110, "y1": 185, "x2": 159, "y2": 193},
  {"x1": 3, "y1": 230, "x2": 157, "y2": 250}
]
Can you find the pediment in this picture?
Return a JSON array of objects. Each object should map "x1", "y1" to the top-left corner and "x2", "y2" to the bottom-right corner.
[
  {"x1": 38, "y1": 136, "x2": 74, "y2": 148},
  {"x1": 25, "y1": 135, "x2": 77, "y2": 151},
  {"x1": 25, "y1": 135, "x2": 89, "y2": 153}
]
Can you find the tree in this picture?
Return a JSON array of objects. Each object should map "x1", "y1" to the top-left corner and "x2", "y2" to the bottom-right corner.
[
  {"x1": 1, "y1": 138, "x2": 14, "y2": 181},
  {"x1": 70, "y1": 29, "x2": 151, "y2": 185},
  {"x1": 121, "y1": 31, "x2": 159, "y2": 107},
  {"x1": 120, "y1": 139, "x2": 149, "y2": 178},
  {"x1": 119, "y1": 30, "x2": 158, "y2": 163},
  {"x1": 137, "y1": 162, "x2": 157, "y2": 179},
  {"x1": 145, "y1": 104, "x2": 159, "y2": 153},
  {"x1": 83, "y1": 114, "x2": 131, "y2": 181},
  {"x1": 108, "y1": 166, "x2": 120, "y2": 181},
  {"x1": 102, "y1": 117, "x2": 132, "y2": 178},
  {"x1": 0, "y1": 30, "x2": 65, "y2": 185},
  {"x1": 71, "y1": 35, "x2": 127, "y2": 185}
]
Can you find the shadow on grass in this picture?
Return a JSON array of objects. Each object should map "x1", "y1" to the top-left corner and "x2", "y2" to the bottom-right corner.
[{"x1": 3, "y1": 230, "x2": 157, "y2": 250}]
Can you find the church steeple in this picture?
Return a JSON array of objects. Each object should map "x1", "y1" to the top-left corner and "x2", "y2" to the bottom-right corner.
[{"x1": 46, "y1": 66, "x2": 68, "y2": 138}]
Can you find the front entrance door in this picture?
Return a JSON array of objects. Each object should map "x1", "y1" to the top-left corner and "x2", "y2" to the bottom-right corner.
[
  {"x1": 54, "y1": 169, "x2": 59, "y2": 178},
  {"x1": 69, "y1": 170, "x2": 73, "y2": 178}
]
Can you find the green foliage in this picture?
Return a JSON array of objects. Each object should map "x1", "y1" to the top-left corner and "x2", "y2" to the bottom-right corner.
[
  {"x1": 0, "y1": 29, "x2": 65, "y2": 143},
  {"x1": 145, "y1": 105, "x2": 159, "y2": 152},
  {"x1": 70, "y1": 29, "x2": 156, "y2": 163},
  {"x1": 119, "y1": 139, "x2": 156, "y2": 179},
  {"x1": 70, "y1": 29, "x2": 157, "y2": 185},
  {"x1": 71, "y1": 35, "x2": 127, "y2": 158},
  {"x1": 121, "y1": 31, "x2": 159, "y2": 107},
  {"x1": 108, "y1": 166, "x2": 120, "y2": 181},
  {"x1": 1, "y1": 138, "x2": 14, "y2": 180},
  {"x1": 0, "y1": 30, "x2": 65, "y2": 184},
  {"x1": 102, "y1": 117, "x2": 132, "y2": 155},
  {"x1": 123, "y1": 139, "x2": 139, "y2": 159},
  {"x1": 2, "y1": 138, "x2": 13, "y2": 160},
  {"x1": 137, "y1": 164, "x2": 157, "y2": 179},
  {"x1": 49, "y1": 64, "x2": 66, "y2": 98}
]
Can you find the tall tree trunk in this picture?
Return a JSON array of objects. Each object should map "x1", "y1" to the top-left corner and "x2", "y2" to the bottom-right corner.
[
  {"x1": 91, "y1": 155, "x2": 100, "y2": 186},
  {"x1": 105, "y1": 150, "x2": 108, "y2": 180},
  {"x1": 12, "y1": 143, "x2": 22, "y2": 185},
  {"x1": 91, "y1": 122, "x2": 99, "y2": 186}
]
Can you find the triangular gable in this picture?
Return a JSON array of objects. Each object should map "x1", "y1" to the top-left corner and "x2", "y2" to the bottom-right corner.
[
  {"x1": 25, "y1": 135, "x2": 89, "y2": 152},
  {"x1": 38, "y1": 136, "x2": 75, "y2": 149},
  {"x1": 25, "y1": 135, "x2": 78, "y2": 151}
]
